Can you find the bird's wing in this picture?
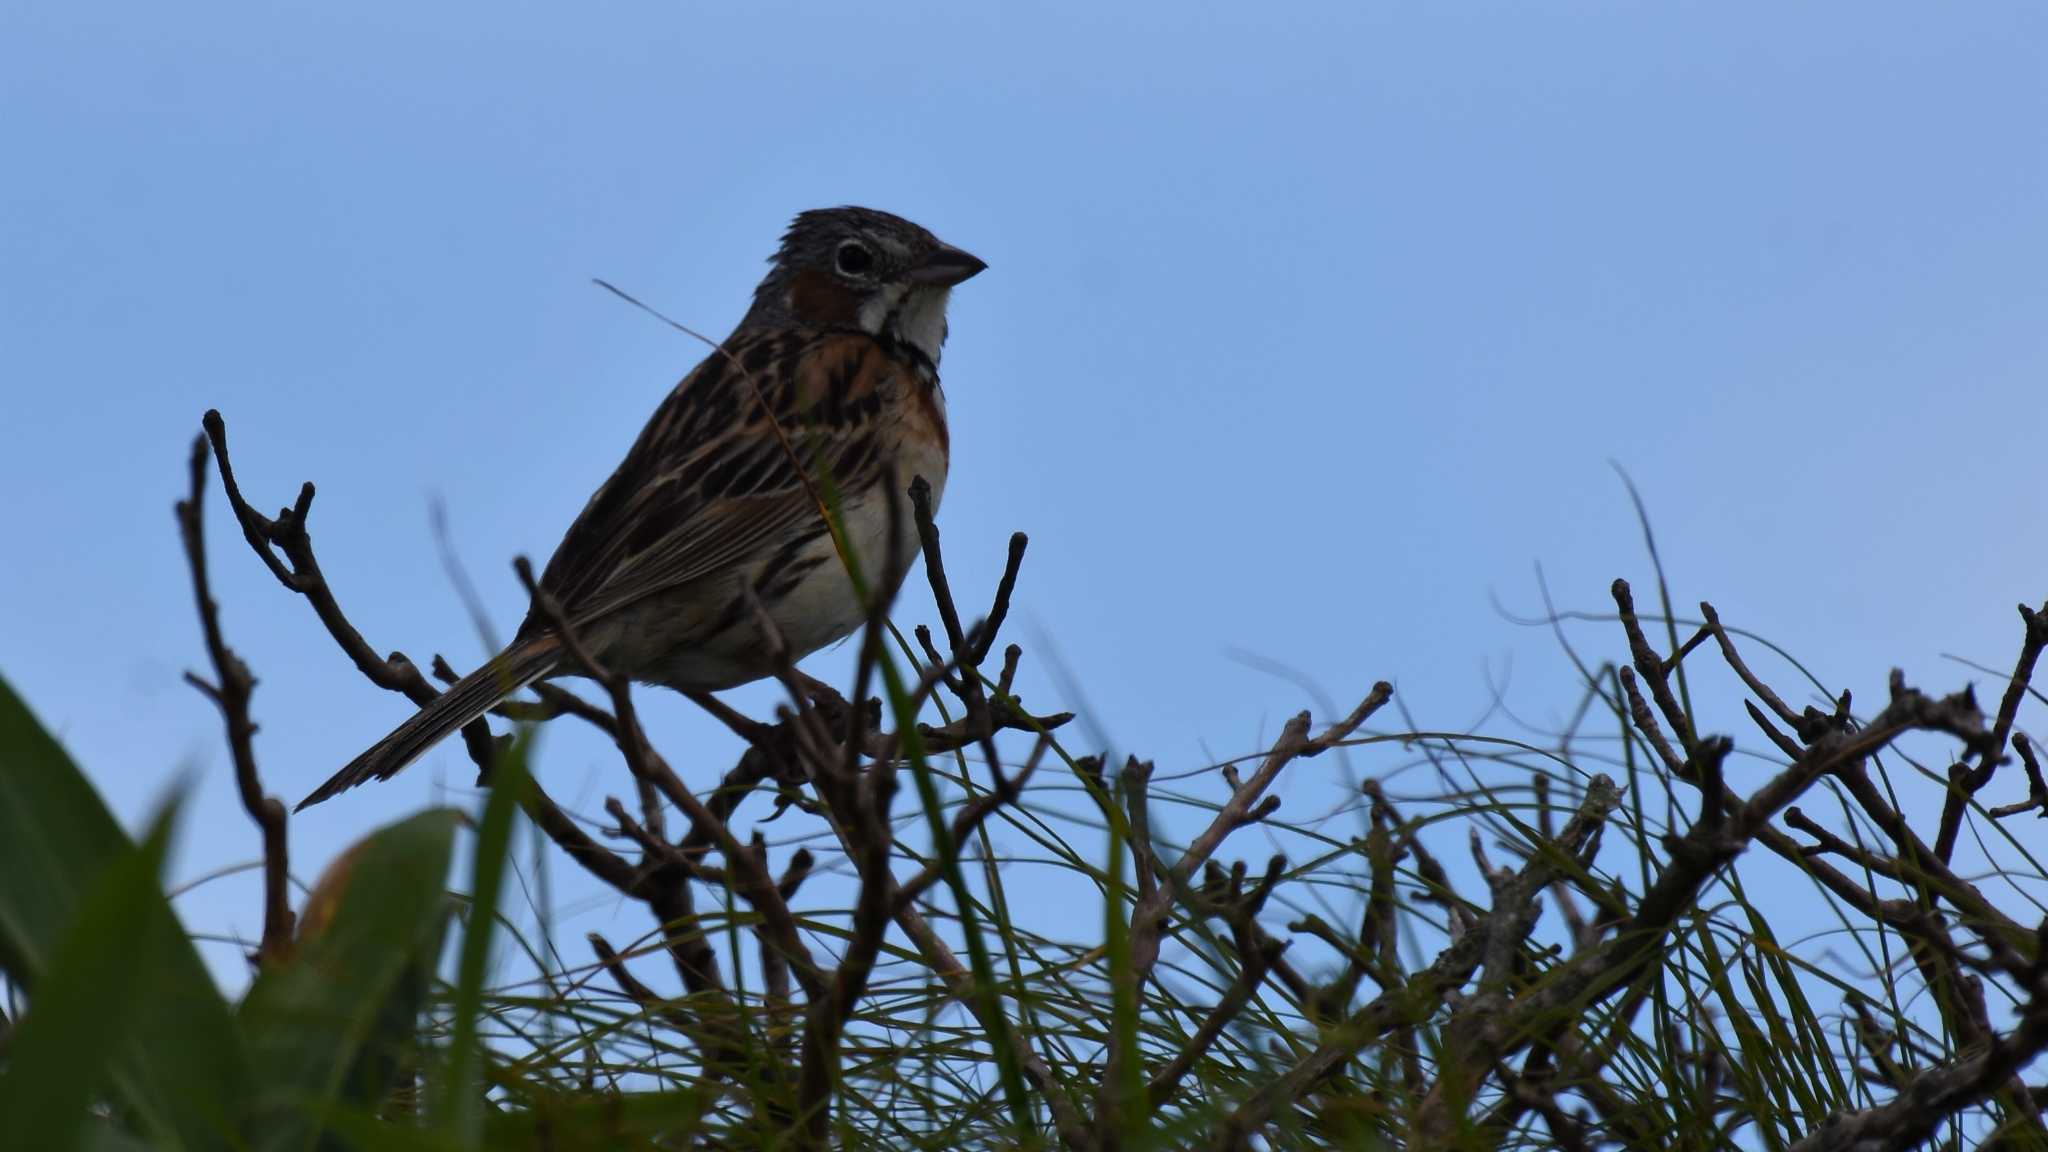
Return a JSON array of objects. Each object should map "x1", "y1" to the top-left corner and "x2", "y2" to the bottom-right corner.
[{"x1": 522, "y1": 329, "x2": 911, "y2": 635}]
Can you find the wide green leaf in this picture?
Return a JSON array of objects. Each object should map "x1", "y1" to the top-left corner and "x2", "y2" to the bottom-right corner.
[
  {"x1": 0, "y1": 674, "x2": 141, "y2": 980},
  {"x1": 238, "y1": 808, "x2": 461, "y2": 1152},
  {"x1": 0, "y1": 674, "x2": 249, "y2": 1149},
  {"x1": 0, "y1": 802, "x2": 178, "y2": 1149}
]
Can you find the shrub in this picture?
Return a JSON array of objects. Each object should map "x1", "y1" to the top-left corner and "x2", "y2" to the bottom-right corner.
[{"x1": 1, "y1": 415, "x2": 2043, "y2": 1151}]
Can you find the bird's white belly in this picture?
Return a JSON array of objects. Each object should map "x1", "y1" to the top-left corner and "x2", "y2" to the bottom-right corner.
[
  {"x1": 621, "y1": 450, "x2": 948, "y2": 691},
  {"x1": 768, "y1": 464, "x2": 945, "y2": 658}
]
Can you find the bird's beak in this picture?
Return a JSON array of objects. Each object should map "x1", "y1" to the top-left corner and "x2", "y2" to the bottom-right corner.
[{"x1": 903, "y1": 243, "x2": 988, "y2": 287}]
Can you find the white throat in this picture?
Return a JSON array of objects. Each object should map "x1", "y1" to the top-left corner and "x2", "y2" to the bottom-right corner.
[{"x1": 859, "y1": 285, "x2": 951, "y2": 369}]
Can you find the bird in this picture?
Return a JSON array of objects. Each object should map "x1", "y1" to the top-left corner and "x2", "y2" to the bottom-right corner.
[{"x1": 297, "y1": 206, "x2": 985, "y2": 810}]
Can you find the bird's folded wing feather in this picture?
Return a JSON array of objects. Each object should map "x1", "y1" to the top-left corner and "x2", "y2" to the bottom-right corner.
[{"x1": 522, "y1": 330, "x2": 905, "y2": 634}]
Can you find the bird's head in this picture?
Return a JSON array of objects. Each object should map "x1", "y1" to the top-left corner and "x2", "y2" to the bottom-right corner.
[{"x1": 745, "y1": 206, "x2": 986, "y2": 372}]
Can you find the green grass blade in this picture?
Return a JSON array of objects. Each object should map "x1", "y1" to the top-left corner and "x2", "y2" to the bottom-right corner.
[
  {"x1": 437, "y1": 730, "x2": 532, "y2": 1144},
  {"x1": 1102, "y1": 783, "x2": 1146, "y2": 1148},
  {"x1": 327, "y1": 1087, "x2": 706, "y2": 1152}
]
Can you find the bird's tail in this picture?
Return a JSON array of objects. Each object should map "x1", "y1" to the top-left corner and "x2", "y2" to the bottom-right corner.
[{"x1": 297, "y1": 637, "x2": 563, "y2": 811}]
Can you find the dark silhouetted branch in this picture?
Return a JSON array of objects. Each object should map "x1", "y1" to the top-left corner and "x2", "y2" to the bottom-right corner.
[{"x1": 176, "y1": 432, "x2": 295, "y2": 966}]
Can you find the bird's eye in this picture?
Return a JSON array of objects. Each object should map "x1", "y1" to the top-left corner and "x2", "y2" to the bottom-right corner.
[{"x1": 835, "y1": 241, "x2": 875, "y2": 277}]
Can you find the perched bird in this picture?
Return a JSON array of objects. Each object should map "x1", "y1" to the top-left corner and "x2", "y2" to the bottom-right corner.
[{"x1": 298, "y1": 206, "x2": 985, "y2": 809}]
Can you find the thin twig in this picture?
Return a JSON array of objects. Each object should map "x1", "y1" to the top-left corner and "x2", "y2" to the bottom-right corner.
[{"x1": 176, "y1": 433, "x2": 294, "y2": 965}]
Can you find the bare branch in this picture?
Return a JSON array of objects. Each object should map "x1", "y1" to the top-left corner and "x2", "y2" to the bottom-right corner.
[
  {"x1": 199, "y1": 409, "x2": 499, "y2": 775},
  {"x1": 1936, "y1": 601, "x2": 2048, "y2": 860},
  {"x1": 176, "y1": 432, "x2": 294, "y2": 965},
  {"x1": 1130, "y1": 684, "x2": 1394, "y2": 987},
  {"x1": 1211, "y1": 775, "x2": 1620, "y2": 1150},
  {"x1": 1790, "y1": 1005, "x2": 2048, "y2": 1152}
]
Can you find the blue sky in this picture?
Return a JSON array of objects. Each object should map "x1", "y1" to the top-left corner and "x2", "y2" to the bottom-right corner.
[{"x1": 4, "y1": 3, "x2": 2045, "y2": 984}]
